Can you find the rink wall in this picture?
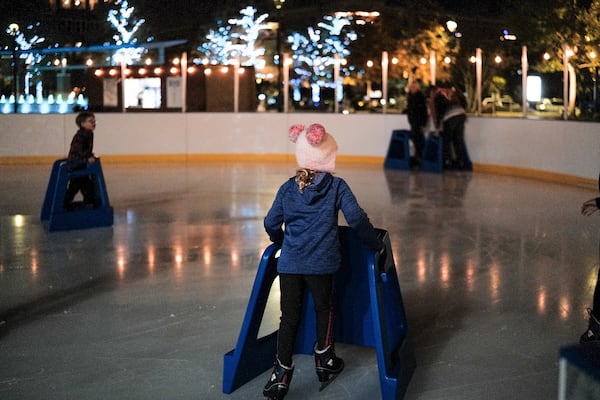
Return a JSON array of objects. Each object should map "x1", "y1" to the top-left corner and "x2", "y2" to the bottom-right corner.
[{"x1": 0, "y1": 113, "x2": 598, "y2": 187}]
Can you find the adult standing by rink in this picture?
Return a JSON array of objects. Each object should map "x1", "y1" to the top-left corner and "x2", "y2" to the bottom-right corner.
[
  {"x1": 430, "y1": 85, "x2": 469, "y2": 170},
  {"x1": 405, "y1": 80, "x2": 428, "y2": 167}
]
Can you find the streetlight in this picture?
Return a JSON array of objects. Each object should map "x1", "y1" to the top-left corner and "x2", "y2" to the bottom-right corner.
[
  {"x1": 446, "y1": 20, "x2": 458, "y2": 34},
  {"x1": 8, "y1": 23, "x2": 19, "y2": 113}
]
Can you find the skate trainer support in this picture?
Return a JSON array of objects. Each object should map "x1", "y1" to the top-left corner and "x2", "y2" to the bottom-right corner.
[
  {"x1": 384, "y1": 129, "x2": 411, "y2": 170},
  {"x1": 40, "y1": 158, "x2": 113, "y2": 231},
  {"x1": 222, "y1": 227, "x2": 416, "y2": 399}
]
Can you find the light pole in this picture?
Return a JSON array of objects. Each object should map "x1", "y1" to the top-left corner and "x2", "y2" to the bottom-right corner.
[
  {"x1": 8, "y1": 23, "x2": 19, "y2": 113},
  {"x1": 475, "y1": 48, "x2": 482, "y2": 116}
]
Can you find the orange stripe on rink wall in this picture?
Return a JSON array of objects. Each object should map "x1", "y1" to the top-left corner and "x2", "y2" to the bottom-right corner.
[
  {"x1": 0, "y1": 155, "x2": 596, "y2": 190},
  {"x1": 473, "y1": 163, "x2": 596, "y2": 189}
]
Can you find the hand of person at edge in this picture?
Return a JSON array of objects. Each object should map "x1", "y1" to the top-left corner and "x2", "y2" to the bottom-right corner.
[{"x1": 581, "y1": 198, "x2": 599, "y2": 216}]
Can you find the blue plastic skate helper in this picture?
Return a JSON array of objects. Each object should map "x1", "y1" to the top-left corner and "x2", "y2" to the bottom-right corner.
[
  {"x1": 222, "y1": 227, "x2": 416, "y2": 400},
  {"x1": 40, "y1": 158, "x2": 113, "y2": 231},
  {"x1": 558, "y1": 344, "x2": 600, "y2": 400},
  {"x1": 384, "y1": 129, "x2": 411, "y2": 170},
  {"x1": 421, "y1": 132, "x2": 443, "y2": 173}
]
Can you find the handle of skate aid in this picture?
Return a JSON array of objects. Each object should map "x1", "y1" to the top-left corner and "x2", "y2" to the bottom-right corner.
[{"x1": 377, "y1": 245, "x2": 388, "y2": 283}]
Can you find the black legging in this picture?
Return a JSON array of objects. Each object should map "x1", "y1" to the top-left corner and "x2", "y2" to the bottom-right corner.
[
  {"x1": 442, "y1": 113, "x2": 467, "y2": 169},
  {"x1": 276, "y1": 273, "x2": 335, "y2": 366},
  {"x1": 65, "y1": 175, "x2": 96, "y2": 206}
]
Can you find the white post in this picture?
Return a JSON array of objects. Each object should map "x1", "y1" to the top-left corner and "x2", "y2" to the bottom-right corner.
[
  {"x1": 283, "y1": 53, "x2": 290, "y2": 113},
  {"x1": 568, "y1": 64, "x2": 577, "y2": 117},
  {"x1": 334, "y1": 53, "x2": 340, "y2": 114},
  {"x1": 521, "y1": 46, "x2": 528, "y2": 118},
  {"x1": 121, "y1": 56, "x2": 127, "y2": 113},
  {"x1": 181, "y1": 52, "x2": 187, "y2": 113},
  {"x1": 430, "y1": 49, "x2": 436, "y2": 86},
  {"x1": 382, "y1": 51, "x2": 388, "y2": 114},
  {"x1": 476, "y1": 48, "x2": 482, "y2": 116},
  {"x1": 233, "y1": 58, "x2": 240, "y2": 113},
  {"x1": 563, "y1": 44, "x2": 569, "y2": 120}
]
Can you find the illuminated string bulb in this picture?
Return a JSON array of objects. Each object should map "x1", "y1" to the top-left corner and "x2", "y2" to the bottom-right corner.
[{"x1": 565, "y1": 48, "x2": 574, "y2": 58}]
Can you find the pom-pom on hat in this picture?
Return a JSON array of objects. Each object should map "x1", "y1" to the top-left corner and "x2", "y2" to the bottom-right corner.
[{"x1": 289, "y1": 123, "x2": 338, "y2": 173}]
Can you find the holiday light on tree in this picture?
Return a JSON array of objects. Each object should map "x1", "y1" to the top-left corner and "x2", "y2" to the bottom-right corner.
[{"x1": 106, "y1": 0, "x2": 146, "y2": 65}]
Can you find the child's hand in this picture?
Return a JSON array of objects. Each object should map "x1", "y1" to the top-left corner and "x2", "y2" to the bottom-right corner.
[
  {"x1": 87, "y1": 156, "x2": 96, "y2": 164},
  {"x1": 581, "y1": 198, "x2": 599, "y2": 216}
]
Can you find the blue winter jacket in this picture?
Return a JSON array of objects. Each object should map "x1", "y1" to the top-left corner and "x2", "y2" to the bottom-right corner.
[{"x1": 264, "y1": 172, "x2": 383, "y2": 275}]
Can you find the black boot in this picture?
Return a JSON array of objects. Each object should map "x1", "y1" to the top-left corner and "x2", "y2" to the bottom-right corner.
[
  {"x1": 263, "y1": 358, "x2": 294, "y2": 400},
  {"x1": 314, "y1": 343, "x2": 344, "y2": 383},
  {"x1": 580, "y1": 309, "x2": 600, "y2": 344}
]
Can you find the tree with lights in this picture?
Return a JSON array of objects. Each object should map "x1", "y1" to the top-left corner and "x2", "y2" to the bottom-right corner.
[
  {"x1": 106, "y1": 0, "x2": 147, "y2": 65},
  {"x1": 4, "y1": 23, "x2": 46, "y2": 100},
  {"x1": 196, "y1": 7, "x2": 359, "y2": 107},
  {"x1": 287, "y1": 13, "x2": 357, "y2": 106},
  {"x1": 197, "y1": 6, "x2": 269, "y2": 67}
]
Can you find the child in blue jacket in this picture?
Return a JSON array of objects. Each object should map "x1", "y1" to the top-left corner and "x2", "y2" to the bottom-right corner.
[{"x1": 262, "y1": 123, "x2": 384, "y2": 399}]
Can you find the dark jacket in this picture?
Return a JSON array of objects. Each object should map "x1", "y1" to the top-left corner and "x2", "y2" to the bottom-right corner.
[
  {"x1": 68, "y1": 128, "x2": 94, "y2": 162},
  {"x1": 264, "y1": 172, "x2": 383, "y2": 275},
  {"x1": 406, "y1": 90, "x2": 428, "y2": 128}
]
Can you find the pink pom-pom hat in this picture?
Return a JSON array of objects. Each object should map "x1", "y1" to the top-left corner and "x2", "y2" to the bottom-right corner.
[
  {"x1": 288, "y1": 124, "x2": 305, "y2": 143},
  {"x1": 289, "y1": 123, "x2": 338, "y2": 173}
]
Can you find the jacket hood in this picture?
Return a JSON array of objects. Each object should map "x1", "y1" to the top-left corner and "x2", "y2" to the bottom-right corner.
[{"x1": 299, "y1": 172, "x2": 333, "y2": 205}]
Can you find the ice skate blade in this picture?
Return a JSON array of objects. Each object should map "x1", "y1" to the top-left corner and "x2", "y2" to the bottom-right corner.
[{"x1": 318, "y1": 372, "x2": 340, "y2": 392}]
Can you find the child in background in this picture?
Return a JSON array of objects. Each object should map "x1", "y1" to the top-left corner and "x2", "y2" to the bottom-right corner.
[
  {"x1": 262, "y1": 123, "x2": 385, "y2": 399},
  {"x1": 64, "y1": 111, "x2": 97, "y2": 211}
]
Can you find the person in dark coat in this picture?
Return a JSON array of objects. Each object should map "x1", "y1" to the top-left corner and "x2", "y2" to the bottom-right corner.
[
  {"x1": 406, "y1": 81, "x2": 428, "y2": 166},
  {"x1": 430, "y1": 86, "x2": 468, "y2": 170}
]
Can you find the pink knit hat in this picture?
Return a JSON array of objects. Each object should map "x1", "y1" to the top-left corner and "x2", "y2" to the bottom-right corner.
[{"x1": 289, "y1": 123, "x2": 338, "y2": 173}]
